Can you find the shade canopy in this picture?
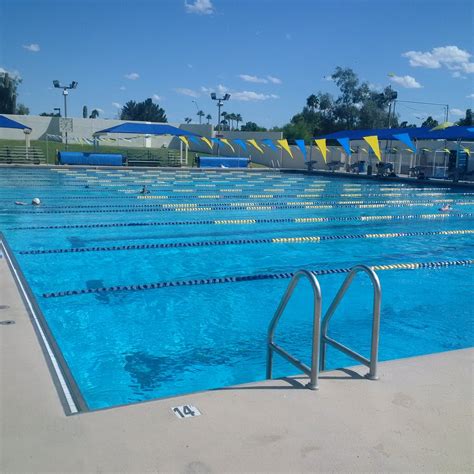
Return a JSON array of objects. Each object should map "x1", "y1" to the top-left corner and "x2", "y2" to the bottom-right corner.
[
  {"x1": 318, "y1": 126, "x2": 474, "y2": 141},
  {"x1": 95, "y1": 122, "x2": 200, "y2": 137},
  {"x1": 0, "y1": 115, "x2": 31, "y2": 130}
]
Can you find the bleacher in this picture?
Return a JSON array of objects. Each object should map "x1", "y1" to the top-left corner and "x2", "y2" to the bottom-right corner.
[{"x1": 0, "y1": 146, "x2": 46, "y2": 164}]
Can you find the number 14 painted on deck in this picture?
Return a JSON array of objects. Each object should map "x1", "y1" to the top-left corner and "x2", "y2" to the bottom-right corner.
[{"x1": 172, "y1": 405, "x2": 201, "y2": 419}]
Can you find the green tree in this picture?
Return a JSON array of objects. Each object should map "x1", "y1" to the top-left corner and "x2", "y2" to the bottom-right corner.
[
  {"x1": 0, "y1": 72, "x2": 20, "y2": 114},
  {"x1": 197, "y1": 110, "x2": 205, "y2": 124},
  {"x1": 40, "y1": 111, "x2": 60, "y2": 117},
  {"x1": 306, "y1": 94, "x2": 318, "y2": 112},
  {"x1": 457, "y1": 109, "x2": 473, "y2": 126},
  {"x1": 16, "y1": 103, "x2": 29, "y2": 115},
  {"x1": 206, "y1": 113, "x2": 212, "y2": 124},
  {"x1": 83, "y1": 106, "x2": 88, "y2": 118},
  {"x1": 399, "y1": 121, "x2": 417, "y2": 128},
  {"x1": 240, "y1": 121, "x2": 267, "y2": 132},
  {"x1": 421, "y1": 116, "x2": 439, "y2": 128},
  {"x1": 235, "y1": 113, "x2": 242, "y2": 130},
  {"x1": 89, "y1": 109, "x2": 100, "y2": 119},
  {"x1": 120, "y1": 98, "x2": 167, "y2": 122}
]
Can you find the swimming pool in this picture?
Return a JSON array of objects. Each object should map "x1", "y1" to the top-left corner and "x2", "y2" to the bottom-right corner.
[{"x1": 0, "y1": 167, "x2": 473, "y2": 411}]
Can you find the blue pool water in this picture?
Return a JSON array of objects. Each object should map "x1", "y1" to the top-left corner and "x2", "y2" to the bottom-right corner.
[{"x1": 0, "y1": 167, "x2": 473, "y2": 411}]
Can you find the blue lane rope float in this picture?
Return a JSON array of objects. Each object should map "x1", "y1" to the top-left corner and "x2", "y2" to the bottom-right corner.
[
  {"x1": 19, "y1": 229, "x2": 474, "y2": 255},
  {"x1": 7, "y1": 200, "x2": 474, "y2": 214},
  {"x1": 22, "y1": 197, "x2": 472, "y2": 210},
  {"x1": 42, "y1": 259, "x2": 474, "y2": 298},
  {"x1": 9, "y1": 212, "x2": 474, "y2": 231}
]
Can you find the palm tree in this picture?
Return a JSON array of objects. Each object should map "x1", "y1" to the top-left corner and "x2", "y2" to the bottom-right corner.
[
  {"x1": 228, "y1": 113, "x2": 237, "y2": 130},
  {"x1": 235, "y1": 113, "x2": 242, "y2": 130},
  {"x1": 89, "y1": 109, "x2": 100, "y2": 119},
  {"x1": 306, "y1": 94, "x2": 318, "y2": 112},
  {"x1": 206, "y1": 114, "x2": 212, "y2": 124},
  {"x1": 221, "y1": 111, "x2": 228, "y2": 128},
  {"x1": 221, "y1": 119, "x2": 228, "y2": 130},
  {"x1": 184, "y1": 117, "x2": 192, "y2": 124},
  {"x1": 197, "y1": 110, "x2": 205, "y2": 124}
]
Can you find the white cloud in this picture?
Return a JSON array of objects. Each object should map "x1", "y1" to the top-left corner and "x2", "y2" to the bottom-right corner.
[
  {"x1": 232, "y1": 91, "x2": 279, "y2": 102},
  {"x1": 0, "y1": 67, "x2": 21, "y2": 79},
  {"x1": 450, "y1": 108, "x2": 465, "y2": 116},
  {"x1": 403, "y1": 46, "x2": 474, "y2": 74},
  {"x1": 23, "y1": 43, "x2": 40, "y2": 52},
  {"x1": 285, "y1": 33, "x2": 292, "y2": 40},
  {"x1": 187, "y1": 64, "x2": 193, "y2": 69},
  {"x1": 368, "y1": 83, "x2": 383, "y2": 92},
  {"x1": 451, "y1": 71, "x2": 467, "y2": 79},
  {"x1": 202, "y1": 83, "x2": 279, "y2": 101},
  {"x1": 389, "y1": 74, "x2": 422, "y2": 89},
  {"x1": 239, "y1": 74, "x2": 268, "y2": 84},
  {"x1": 119, "y1": 86, "x2": 126, "y2": 90},
  {"x1": 174, "y1": 87, "x2": 200, "y2": 97},
  {"x1": 267, "y1": 75, "x2": 282, "y2": 84},
  {"x1": 152, "y1": 94, "x2": 161, "y2": 101},
  {"x1": 124, "y1": 72, "x2": 140, "y2": 80},
  {"x1": 467, "y1": 93, "x2": 474, "y2": 99},
  {"x1": 112, "y1": 102, "x2": 121, "y2": 109},
  {"x1": 185, "y1": 0, "x2": 214, "y2": 15}
]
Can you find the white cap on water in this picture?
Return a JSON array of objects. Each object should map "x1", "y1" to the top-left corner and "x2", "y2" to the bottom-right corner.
[{"x1": 32, "y1": 198, "x2": 41, "y2": 205}]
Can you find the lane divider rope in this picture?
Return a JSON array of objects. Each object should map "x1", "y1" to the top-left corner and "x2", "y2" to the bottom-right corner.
[
  {"x1": 9, "y1": 212, "x2": 473, "y2": 231},
  {"x1": 19, "y1": 229, "x2": 474, "y2": 255},
  {"x1": 42, "y1": 259, "x2": 474, "y2": 298}
]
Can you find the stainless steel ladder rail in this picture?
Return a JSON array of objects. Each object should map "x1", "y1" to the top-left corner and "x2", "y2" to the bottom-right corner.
[
  {"x1": 266, "y1": 270, "x2": 322, "y2": 390},
  {"x1": 320, "y1": 265, "x2": 382, "y2": 380}
]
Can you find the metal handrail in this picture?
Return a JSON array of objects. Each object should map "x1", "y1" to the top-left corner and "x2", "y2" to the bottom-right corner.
[
  {"x1": 320, "y1": 265, "x2": 381, "y2": 380},
  {"x1": 266, "y1": 270, "x2": 322, "y2": 390}
]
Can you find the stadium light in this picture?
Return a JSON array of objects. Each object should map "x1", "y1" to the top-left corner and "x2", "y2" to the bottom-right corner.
[{"x1": 52, "y1": 80, "x2": 78, "y2": 149}]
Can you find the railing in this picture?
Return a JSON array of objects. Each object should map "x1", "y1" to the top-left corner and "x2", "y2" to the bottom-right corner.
[
  {"x1": 266, "y1": 270, "x2": 322, "y2": 390},
  {"x1": 320, "y1": 265, "x2": 381, "y2": 380}
]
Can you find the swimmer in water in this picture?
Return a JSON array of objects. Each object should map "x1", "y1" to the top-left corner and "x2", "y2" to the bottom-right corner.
[
  {"x1": 140, "y1": 185, "x2": 150, "y2": 194},
  {"x1": 439, "y1": 203, "x2": 452, "y2": 212},
  {"x1": 15, "y1": 197, "x2": 41, "y2": 206}
]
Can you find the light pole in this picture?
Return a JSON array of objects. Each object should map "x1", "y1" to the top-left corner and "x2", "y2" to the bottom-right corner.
[
  {"x1": 210, "y1": 92, "x2": 230, "y2": 155},
  {"x1": 53, "y1": 80, "x2": 78, "y2": 149}
]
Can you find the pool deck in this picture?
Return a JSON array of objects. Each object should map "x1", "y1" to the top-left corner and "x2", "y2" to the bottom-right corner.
[{"x1": 1, "y1": 252, "x2": 473, "y2": 472}]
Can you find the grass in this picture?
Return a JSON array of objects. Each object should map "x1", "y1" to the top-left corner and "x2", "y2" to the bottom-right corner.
[{"x1": 0, "y1": 139, "x2": 267, "y2": 168}]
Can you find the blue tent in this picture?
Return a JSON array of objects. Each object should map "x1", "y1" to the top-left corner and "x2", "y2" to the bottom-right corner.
[
  {"x1": 0, "y1": 115, "x2": 31, "y2": 130},
  {"x1": 316, "y1": 126, "x2": 474, "y2": 141},
  {"x1": 95, "y1": 122, "x2": 200, "y2": 137}
]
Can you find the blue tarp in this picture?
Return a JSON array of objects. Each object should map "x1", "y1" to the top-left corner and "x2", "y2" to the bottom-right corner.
[
  {"x1": 95, "y1": 122, "x2": 200, "y2": 137},
  {"x1": 0, "y1": 115, "x2": 31, "y2": 130},
  {"x1": 59, "y1": 152, "x2": 124, "y2": 166},
  {"x1": 317, "y1": 126, "x2": 474, "y2": 141}
]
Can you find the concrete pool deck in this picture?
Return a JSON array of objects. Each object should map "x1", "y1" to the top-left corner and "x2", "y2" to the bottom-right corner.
[{"x1": 1, "y1": 253, "x2": 473, "y2": 473}]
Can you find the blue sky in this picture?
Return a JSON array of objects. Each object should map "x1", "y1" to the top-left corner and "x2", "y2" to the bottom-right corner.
[{"x1": 1, "y1": 0, "x2": 473, "y2": 127}]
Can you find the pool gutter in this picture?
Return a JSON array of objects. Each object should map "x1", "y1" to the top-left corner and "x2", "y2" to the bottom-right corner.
[{"x1": 0, "y1": 232, "x2": 87, "y2": 414}]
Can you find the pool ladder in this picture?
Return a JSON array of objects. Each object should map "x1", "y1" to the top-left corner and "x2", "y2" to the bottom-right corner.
[{"x1": 266, "y1": 265, "x2": 381, "y2": 390}]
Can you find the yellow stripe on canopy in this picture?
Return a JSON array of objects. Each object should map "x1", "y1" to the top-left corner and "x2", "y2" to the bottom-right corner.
[
  {"x1": 430, "y1": 121, "x2": 454, "y2": 131},
  {"x1": 314, "y1": 138, "x2": 327, "y2": 163},
  {"x1": 178, "y1": 136, "x2": 190, "y2": 147},
  {"x1": 220, "y1": 138, "x2": 235, "y2": 153},
  {"x1": 200, "y1": 136, "x2": 214, "y2": 150},
  {"x1": 277, "y1": 139, "x2": 293, "y2": 159},
  {"x1": 363, "y1": 135, "x2": 381, "y2": 161},
  {"x1": 464, "y1": 148, "x2": 471, "y2": 156},
  {"x1": 247, "y1": 139, "x2": 264, "y2": 154}
]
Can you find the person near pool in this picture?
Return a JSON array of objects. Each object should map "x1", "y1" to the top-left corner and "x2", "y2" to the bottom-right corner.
[
  {"x1": 140, "y1": 185, "x2": 150, "y2": 194},
  {"x1": 439, "y1": 203, "x2": 453, "y2": 212}
]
